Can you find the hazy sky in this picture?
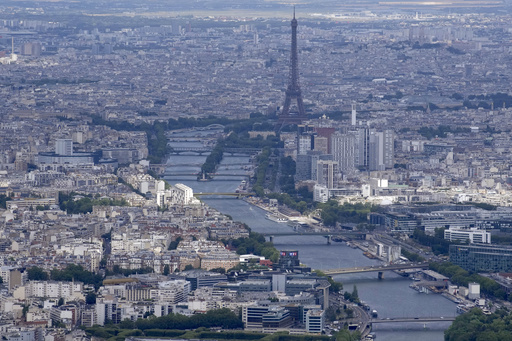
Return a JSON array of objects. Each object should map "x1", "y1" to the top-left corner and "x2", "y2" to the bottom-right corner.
[{"x1": 2, "y1": 0, "x2": 507, "y2": 17}]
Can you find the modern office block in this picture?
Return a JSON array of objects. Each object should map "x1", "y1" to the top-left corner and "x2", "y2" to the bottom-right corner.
[{"x1": 450, "y1": 244, "x2": 512, "y2": 272}]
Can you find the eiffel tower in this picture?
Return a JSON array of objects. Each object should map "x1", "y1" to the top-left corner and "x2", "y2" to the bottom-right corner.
[{"x1": 278, "y1": 8, "x2": 307, "y2": 126}]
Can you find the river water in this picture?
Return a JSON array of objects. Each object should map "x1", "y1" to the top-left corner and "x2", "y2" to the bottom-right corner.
[{"x1": 164, "y1": 130, "x2": 457, "y2": 340}]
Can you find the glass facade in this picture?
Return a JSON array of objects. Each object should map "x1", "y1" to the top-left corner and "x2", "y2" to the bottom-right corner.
[{"x1": 449, "y1": 244, "x2": 512, "y2": 272}]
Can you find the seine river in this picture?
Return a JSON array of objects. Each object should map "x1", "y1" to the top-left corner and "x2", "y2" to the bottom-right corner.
[{"x1": 165, "y1": 130, "x2": 457, "y2": 340}]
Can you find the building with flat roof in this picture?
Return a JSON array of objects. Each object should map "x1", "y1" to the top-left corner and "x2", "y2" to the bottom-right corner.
[
  {"x1": 184, "y1": 271, "x2": 227, "y2": 291},
  {"x1": 6, "y1": 197, "x2": 56, "y2": 210},
  {"x1": 262, "y1": 306, "x2": 293, "y2": 330},
  {"x1": 55, "y1": 139, "x2": 73, "y2": 156},
  {"x1": 444, "y1": 227, "x2": 491, "y2": 244},
  {"x1": 450, "y1": 244, "x2": 512, "y2": 272},
  {"x1": 306, "y1": 309, "x2": 324, "y2": 334},
  {"x1": 277, "y1": 251, "x2": 300, "y2": 271}
]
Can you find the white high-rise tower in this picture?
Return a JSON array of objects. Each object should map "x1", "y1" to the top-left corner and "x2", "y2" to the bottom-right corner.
[
  {"x1": 351, "y1": 103, "x2": 357, "y2": 126},
  {"x1": 11, "y1": 37, "x2": 17, "y2": 61},
  {"x1": 331, "y1": 131, "x2": 356, "y2": 173},
  {"x1": 55, "y1": 139, "x2": 73, "y2": 156}
]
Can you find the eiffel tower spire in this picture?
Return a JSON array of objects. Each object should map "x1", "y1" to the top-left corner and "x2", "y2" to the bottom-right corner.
[{"x1": 278, "y1": 8, "x2": 307, "y2": 126}]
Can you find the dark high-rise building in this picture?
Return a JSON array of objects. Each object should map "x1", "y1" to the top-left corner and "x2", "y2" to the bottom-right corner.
[
  {"x1": 450, "y1": 244, "x2": 512, "y2": 273},
  {"x1": 278, "y1": 9, "x2": 307, "y2": 126},
  {"x1": 277, "y1": 250, "x2": 300, "y2": 271}
]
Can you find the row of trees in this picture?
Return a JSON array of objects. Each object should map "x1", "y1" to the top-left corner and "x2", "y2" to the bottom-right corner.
[
  {"x1": 147, "y1": 121, "x2": 172, "y2": 164},
  {"x1": 418, "y1": 125, "x2": 471, "y2": 140},
  {"x1": 58, "y1": 192, "x2": 128, "y2": 214},
  {"x1": 267, "y1": 192, "x2": 309, "y2": 214},
  {"x1": 401, "y1": 249, "x2": 425, "y2": 262},
  {"x1": 224, "y1": 131, "x2": 283, "y2": 149},
  {"x1": 252, "y1": 147, "x2": 271, "y2": 197},
  {"x1": 200, "y1": 139, "x2": 224, "y2": 177},
  {"x1": 278, "y1": 156, "x2": 296, "y2": 195},
  {"x1": 28, "y1": 264, "x2": 104, "y2": 290},
  {"x1": 247, "y1": 145, "x2": 313, "y2": 214},
  {"x1": 85, "y1": 325, "x2": 333, "y2": 341},
  {"x1": 464, "y1": 92, "x2": 512, "y2": 110},
  {"x1": 317, "y1": 201, "x2": 380, "y2": 227},
  {"x1": 134, "y1": 308, "x2": 243, "y2": 330},
  {"x1": 265, "y1": 156, "x2": 317, "y2": 214},
  {"x1": 412, "y1": 228, "x2": 451, "y2": 255},
  {"x1": 105, "y1": 265, "x2": 154, "y2": 277},
  {"x1": 228, "y1": 232, "x2": 280, "y2": 263}
]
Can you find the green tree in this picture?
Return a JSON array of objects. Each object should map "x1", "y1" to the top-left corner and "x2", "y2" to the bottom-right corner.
[
  {"x1": 345, "y1": 308, "x2": 354, "y2": 318},
  {"x1": 210, "y1": 267, "x2": 226, "y2": 274},
  {"x1": 85, "y1": 292, "x2": 96, "y2": 305},
  {"x1": 133, "y1": 308, "x2": 243, "y2": 330},
  {"x1": 230, "y1": 232, "x2": 279, "y2": 264},
  {"x1": 445, "y1": 308, "x2": 512, "y2": 340},
  {"x1": 119, "y1": 318, "x2": 135, "y2": 329},
  {"x1": 0, "y1": 195, "x2": 12, "y2": 209},
  {"x1": 325, "y1": 306, "x2": 338, "y2": 321},
  {"x1": 22, "y1": 305, "x2": 29, "y2": 318},
  {"x1": 163, "y1": 264, "x2": 170, "y2": 276},
  {"x1": 27, "y1": 266, "x2": 49, "y2": 281},
  {"x1": 430, "y1": 262, "x2": 509, "y2": 300},
  {"x1": 50, "y1": 264, "x2": 103, "y2": 290},
  {"x1": 168, "y1": 236, "x2": 182, "y2": 250},
  {"x1": 351, "y1": 285, "x2": 359, "y2": 302},
  {"x1": 317, "y1": 201, "x2": 379, "y2": 226},
  {"x1": 314, "y1": 270, "x2": 343, "y2": 293},
  {"x1": 58, "y1": 297, "x2": 64, "y2": 306},
  {"x1": 335, "y1": 329, "x2": 361, "y2": 341}
]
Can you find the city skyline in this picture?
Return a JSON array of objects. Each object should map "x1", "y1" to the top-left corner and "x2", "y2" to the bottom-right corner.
[{"x1": 1, "y1": 1, "x2": 512, "y2": 340}]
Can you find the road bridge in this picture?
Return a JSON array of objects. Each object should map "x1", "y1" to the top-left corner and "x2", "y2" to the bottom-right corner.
[
  {"x1": 208, "y1": 173, "x2": 252, "y2": 178},
  {"x1": 164, "y1": 163, "x2": 250, "y2": 167},
  {"x1": 217, "y1": 163, "x2": 253, "y2": 167},
  {"x1": 262, "y1": 231, "x2": 366, "y2": 244},
  {"x1": 263, "y1": 231, "x2": 365, "y2": 237},
  {"x1": 323, "y1": 262, "x2": 430, "y2": 277},
  {"x1": 167, "y1": 139, "x2": 214, "y2": 143},
  {"x1": 371, "y1": 316, "x2": 455, "y2": 324},
  {"x1": 148, "y1": 164, "x2": 167, "y2": 174},
  {"x1": 193, "y1": 192, "x2": 253, "y2": 197},
  {"x1": 224, "y1": 148, "x2": 261, "y2": 155},
  {"x1": 165, "y1": 163, "x2": 203, "y2": 167},
  {"x1": 163, "y1": 172, "x2": 201, "y2": 177},
  {"x1": 168, "y1": 146, "x2": 261, "y2": 155},
  {"x1": 163, "y1": 172, "x2": 251, "y2": 179},
  {"x1": 168, "y1": 146, "x2": 212, "y2": 155},
  {"x1": 165, "y1": 124, "x2": 225, "y2": 136}
]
